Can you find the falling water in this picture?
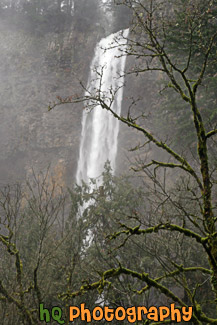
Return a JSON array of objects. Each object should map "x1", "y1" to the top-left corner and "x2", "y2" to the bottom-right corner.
[{"x1": 76, "y1": 29, "x2": 129, "y2": 187}]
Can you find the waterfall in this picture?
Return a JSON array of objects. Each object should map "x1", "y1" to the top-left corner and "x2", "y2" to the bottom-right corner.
[{"x1": 76, "y1": 29, "x2": 129, "y2": 187}]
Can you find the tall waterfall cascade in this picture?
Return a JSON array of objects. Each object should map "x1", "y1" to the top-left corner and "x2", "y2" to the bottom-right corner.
[{"x1": 76, "y1": 29, "x2": 129, "y2": 187}]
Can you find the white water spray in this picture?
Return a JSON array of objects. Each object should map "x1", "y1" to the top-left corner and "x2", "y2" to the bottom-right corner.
[{"x1": 76, "y1": 29, "x2": 129, "y2": 187}]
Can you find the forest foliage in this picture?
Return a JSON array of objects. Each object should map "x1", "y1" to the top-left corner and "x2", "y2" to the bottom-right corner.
[
  {"x1": 0, "y1": 0, "x2": 217, "y2": 324},
  {"x1": 0, "y1": 0, "x2": 130, "y2": 34}
]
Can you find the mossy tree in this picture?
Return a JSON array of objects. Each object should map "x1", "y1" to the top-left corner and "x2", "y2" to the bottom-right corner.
[
  {"x1": 0, "y1": 171, "x2": 89, "y2": 324},
  {"x1": 50, "y1": 0, "x2": 217, "y2": 323}
]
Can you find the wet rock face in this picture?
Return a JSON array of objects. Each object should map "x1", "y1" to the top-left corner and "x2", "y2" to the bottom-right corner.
[
  {"x1": 0, "y1": 5, "x2": 136, "y2": 187},
  {"x1": 0, "y1": 19, "x2": 99, "y2": 186}
]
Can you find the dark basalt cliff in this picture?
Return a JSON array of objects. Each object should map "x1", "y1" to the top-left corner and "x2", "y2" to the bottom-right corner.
[{"x1": 0, "y1": 17, "x2": 101, "y2": 186}]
